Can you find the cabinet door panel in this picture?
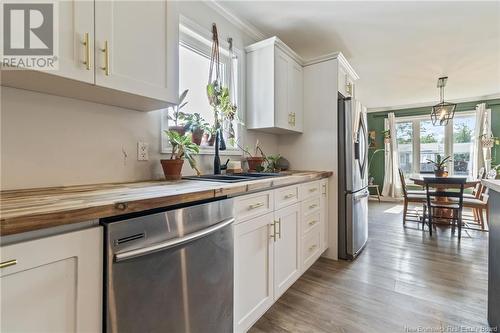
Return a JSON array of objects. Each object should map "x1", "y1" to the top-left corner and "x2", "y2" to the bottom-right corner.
[
  {"x1": 234, "y1": 213, "x2": 274, "y2": 332},
  {"x1": 274, "y1": 203, "x2": 301, "y2": 299},
  {"x1": 52, "y1": 0, "x2": 94, "y2": 83},
  {"x1": 274, "y1": 47, "x2": 289, "y2": 129},
  {"x1": 289, "y1": 60, "x2": 303, "y2": 132},
  {"x1": 95, "y1": 0, "x2": 178, "y2": 103},
  {"x1": 0, "y1": 227, "x2": 102, "y2": 332}
]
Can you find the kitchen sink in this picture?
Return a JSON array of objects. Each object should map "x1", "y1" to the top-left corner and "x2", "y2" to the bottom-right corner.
[{"x1": 183, "y1": 173, "x2": 283, "y2": 183}]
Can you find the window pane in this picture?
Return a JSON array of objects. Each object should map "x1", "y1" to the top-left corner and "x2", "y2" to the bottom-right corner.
[
  {"x1": 420, "y1": 120, "x2": 445, "y2": 173},
  {"x1": 396, "y1": 121, "x2": 413, "y2": 174},
  {"x1": 453, "y1": 116, "x2": 475, "y2": 176},
  {"x1": 178, "y1": 45, "x2": 216, "y2": 126}
]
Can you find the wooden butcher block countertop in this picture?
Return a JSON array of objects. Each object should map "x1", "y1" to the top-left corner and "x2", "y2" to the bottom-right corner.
[{"x1": 0, "y1": 171, "x2": 332, "y2": 235}]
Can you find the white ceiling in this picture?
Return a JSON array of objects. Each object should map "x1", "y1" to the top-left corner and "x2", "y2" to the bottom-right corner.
[{"x1": 216, "y1": 1, "x2": 500, "y2": 110}]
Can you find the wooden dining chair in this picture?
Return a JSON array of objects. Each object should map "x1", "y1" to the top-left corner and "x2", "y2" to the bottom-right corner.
[
  {"x1": 423, "y1": 177, "x2": 466, "y2": 239},
  {"x1": 464, "y1": 167, "x2": 485, "y2": 200},
  {"x1": 398, "y1": 169, "x2": 426, "y2": 225},
  {"x1": 463, "y1": 168, "x2": 493, "y2": 229}
]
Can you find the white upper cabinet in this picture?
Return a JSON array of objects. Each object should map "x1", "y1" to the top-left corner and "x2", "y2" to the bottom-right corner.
[
  {"x1": 246, "y1": 37, "x2": 303, "y2": 134},
  {"x1": 1, "y1": 0, "x2": 178, "y2": 111},
  {"x1": 337, "y1": 56, "x2": 358, "y2": 98},
  {"x1": 95, "y1": 0, "x2": 178, "y2": 104},
  {"x1": 55, "y1": 0, "x2": 94, "y2": 83}
]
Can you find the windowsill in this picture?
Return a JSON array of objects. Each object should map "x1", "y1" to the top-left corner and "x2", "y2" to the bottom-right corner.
[{"x1": 160, "y1": 146, "x2": 243, "y2": 156}]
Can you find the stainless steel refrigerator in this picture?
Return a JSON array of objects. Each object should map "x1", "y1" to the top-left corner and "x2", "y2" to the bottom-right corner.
[{"x1": 338, "y1": 94, "x2": 369, "y2": 260}]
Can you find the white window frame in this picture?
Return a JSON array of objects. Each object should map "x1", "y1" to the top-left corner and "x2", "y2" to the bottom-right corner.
[
  {"x1": 390, "y1": 110, "x2": 491, "y2": 177},
  {"x1": 161, "y1": 16, "x2": 244, "y2": 156}
]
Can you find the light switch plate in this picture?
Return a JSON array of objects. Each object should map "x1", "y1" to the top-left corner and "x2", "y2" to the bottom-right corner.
[{"x1": 137, "y1": 142, "x2": 149, "y2": 161}]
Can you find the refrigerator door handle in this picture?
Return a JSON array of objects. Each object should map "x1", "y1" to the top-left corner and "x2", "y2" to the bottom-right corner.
[{"x1": 353, "y1": 190, "x2": 370, "y2": 200}]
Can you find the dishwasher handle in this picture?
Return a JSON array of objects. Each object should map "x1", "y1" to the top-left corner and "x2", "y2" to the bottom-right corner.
[{"x1": 114, "y1": 217, "x2": 235, "y2": 262}]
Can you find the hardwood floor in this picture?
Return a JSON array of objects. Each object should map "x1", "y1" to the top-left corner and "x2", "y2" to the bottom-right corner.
[{"x1": 249, "y1": 202, "x2": 489, "y2": 333}]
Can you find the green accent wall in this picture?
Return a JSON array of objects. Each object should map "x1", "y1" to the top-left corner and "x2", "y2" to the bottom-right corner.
[{"x1": 367, "y1": 98, "x2": 500, "y2": 188}]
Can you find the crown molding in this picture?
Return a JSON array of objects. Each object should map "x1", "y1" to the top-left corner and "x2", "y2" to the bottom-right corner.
[
  {"x1": 205, "y1": 1, "x2": 267, "y2": 42},
  {"x1": 244, "y1": 36, "x2": 304, "y2": 65},
  {"x1": 367, "y1": 92, "x2": 500, "y2": 113},
  {"x1": 303, "y1": 52, "x2": 359, "y2": 80}
]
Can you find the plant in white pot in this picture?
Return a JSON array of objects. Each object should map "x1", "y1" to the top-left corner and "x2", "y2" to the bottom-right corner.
[{"x1": 161, "y1": 130, "x2": 200, "y2": 180}]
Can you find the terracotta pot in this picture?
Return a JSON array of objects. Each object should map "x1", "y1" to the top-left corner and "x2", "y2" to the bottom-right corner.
[
  {"x1": 191, "y1": 128, "x2": 204, "y2": 145},
  {"x1": 246, "y1": 157, "x2": 265, "y2": 171},
  {"x1": 160, "y1": 159, "x2": 184, "y2": 180},
  {"x1": 434, "y1": 170, "x2": 448, "y2": 177},
  {"x1": 168, "y1": 126, "x2": 186, "y2": 136}
]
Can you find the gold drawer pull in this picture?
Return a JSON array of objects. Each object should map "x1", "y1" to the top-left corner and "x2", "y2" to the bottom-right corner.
[
  {"x1": 309, "y1": 204, "x2": 318, "y2": 209},
  {"x1": 101, "y1": 40, "x2": 110, "y2": 76},
  {"x1": 82, "y1": 32, "x2": 91, "y2": 70},
  {"x1": 308, "y1": 220, "x2": 317, "y2": 226},
  {"x1": 284, "y1": 193, "x2": 295, "y2": 199},
  {"x1": 309, "y1": 188, "x2": 318, "y2": 192},
  {"x1": 0, "y1": 259, "x2": 17, "y2": 269},
  {"x1": 249, "y1": 202, "x2": 264, "y2": 210},
  {"x1": 276, "y1": 219, "x2": 281, "y2": 239},
  {"x1": 309, "y1": 244, "x2": 317, "y2": 251}
]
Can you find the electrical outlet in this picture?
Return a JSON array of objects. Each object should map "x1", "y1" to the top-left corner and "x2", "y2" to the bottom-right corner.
[{"x1": 137, "y1": 142, "x2": 149, "y2": 161}]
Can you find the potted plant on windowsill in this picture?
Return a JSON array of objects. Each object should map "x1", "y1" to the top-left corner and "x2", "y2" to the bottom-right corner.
[
  {"x1": 167, "y1": 89, "x2": 189, "y2": 136},
  {"x1": 160, "y1": 130, "x2": 200, "y2": 180},
  {"x1": 180, "y1": 112, "x2": 209, "y2": 146},
  {"x1": 427, "y1": 154, "x2": 451, "y2": 177}
]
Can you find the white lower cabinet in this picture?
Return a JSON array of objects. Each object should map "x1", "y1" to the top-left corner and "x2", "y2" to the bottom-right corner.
[
  {"x1": 0, "y1": 227, "x2": 103, "y2": 333},
  {"x1": 234, "y1": 213, "x2": 275, "y2": 332},
  {"x1": 273, "y1": 202, "x2": 301, "y2": 298},
  {"x1": 234, "y1": 180, "x2": 329, "y2": 332}
]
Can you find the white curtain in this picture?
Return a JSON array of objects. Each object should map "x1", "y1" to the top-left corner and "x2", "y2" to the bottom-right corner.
[
  {"x1": 472, "y1": 103, "x2": 487, "y2": 177},
  {"x1": 382, "y1": 113, "x2": 402, "y2": 198}
]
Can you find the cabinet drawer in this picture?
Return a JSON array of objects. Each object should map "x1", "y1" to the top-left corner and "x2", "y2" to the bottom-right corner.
[
  {"x1": 302, "y1": 225, "x2": 321, "y2": 271},
  {"x1": 299, "y1": 181, "x2": 321, "y2": 200},
  {"x1": 302, "y1": 212, "x2": 321, "y2": 235},
  {"x1": 274, "y1": 185, "x2": 299, "y2": 210},
  {"x1": 235, "y1": 191, "x2": 274, "y2": 223},
  {"x1": 301, "y1": 197, "x2": 320, "y2": 217}
]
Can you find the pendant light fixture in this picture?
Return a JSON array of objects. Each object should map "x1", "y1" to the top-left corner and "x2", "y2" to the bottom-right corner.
[{"x1": 431, "y1": 76, "x2": 456, "y2": 126}]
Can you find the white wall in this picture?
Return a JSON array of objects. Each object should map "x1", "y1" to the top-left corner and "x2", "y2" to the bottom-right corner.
[{"x1": 0, "y1": 2, "x2": 278, "y2": 190}]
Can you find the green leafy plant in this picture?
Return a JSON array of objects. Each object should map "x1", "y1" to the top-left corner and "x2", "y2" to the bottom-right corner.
[
  {"x1": 179, "y1": 112, "x2": 210, "y2": 133},
  {"x1": 164, "y1": 130, "x2": 201, "y2": 175},
  {"x1": 207, "y1": 81, "x2": 239, "y2": 139},
  {"x1": 167, "y1": 89, "x2": 189, "y2": 126},
  {"x1": 426, "y1": 154, "x2": 451, "y2": 172},
  {"x1": 264, "y1": 154, "x2": 281, "y2": 173}
]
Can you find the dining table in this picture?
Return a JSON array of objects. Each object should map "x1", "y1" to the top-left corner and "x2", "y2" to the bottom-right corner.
[{"x1": 410, "y1": 175, "x2": 480, "y2": 223}]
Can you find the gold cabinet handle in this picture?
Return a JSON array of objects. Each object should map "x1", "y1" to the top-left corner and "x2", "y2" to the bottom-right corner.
[
  {"x1": 276, "y1": 219, "x2": 281, "y2": 239},
  {"x1": 101, "y1": 40, "x2": 110, "y2": 76},
  {"x1": 322, "y1": 184, "x2": 327, "y2": 195},
  {"x1": 309, "y1": 188, "x2": 318, "y2": 193},
  {"x1": 270, "y1": 221, "x2": 277, "y2": 241},
  {"x1": 309, "y1": 204, "x2": 318, "y2": 209},
  {"x1": 284, "y1": 193, "x2": 295, "y2": 199},
  {"x1": 0, "y1": 259, "x2": 17, "y2": 269},
  {"x1": 249, "y1": 202, "x2": 264, "y2": 210},
  {"x1": 308, "y1": 220, "x2": 317, "y2": 226},
  {"x1": 309, "y1": 244, "x2": 317, "y2": 251},
  {"x1": 82, "y1": 32, "x2": 91, "y2": 70}
]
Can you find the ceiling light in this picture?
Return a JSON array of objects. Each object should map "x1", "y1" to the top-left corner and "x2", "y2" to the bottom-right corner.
[{"x1": 431, "y1": 76, "x2": 456, "y2": 126}]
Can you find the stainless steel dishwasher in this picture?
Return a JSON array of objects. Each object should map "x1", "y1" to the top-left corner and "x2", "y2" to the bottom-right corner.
[{"x1": 102, "y1": 198, "x2": 234, "y2": 333}]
